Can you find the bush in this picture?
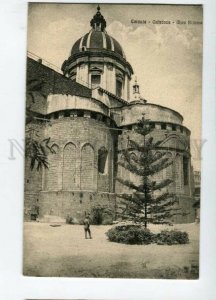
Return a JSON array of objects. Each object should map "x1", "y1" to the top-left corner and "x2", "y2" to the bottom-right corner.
[
  {"x1": 106, "y1": 224, "x2": 153, "y2": 245},
  {"x1": 66, "y1": 215, "x2": 78, "y2": 224},
  {"x1": 102, "y1": 213, "x2": 114, "y2": 225},
  {"x1": 106, "y1": 225, "x2": 189, "y2": 246},
  {"x1": 156, "y1": 230, "x2": 189, "y2": 245},
  {"x1": 91, "y1": 206, "x2": 114, "y2": 225},
  {"x1": 66, "y1": 215, "x2": 73, "y2": 224}
]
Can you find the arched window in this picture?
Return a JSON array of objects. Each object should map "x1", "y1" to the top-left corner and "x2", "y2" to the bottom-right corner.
[
  {"x1": 81, "y1": 144, "x2": 95, "y2": 190},
  {"x1": 175, "y1": 154, "x2": 183, "y2": 193},
  {"x1": 116, "y1": 79, "x2": 122, "y2": 98},
  {"x1": 164, "y1": 152, "x2": 173, "y2": 176},
  {"x1": 44, "y1": 144, "x2": 60, "y2": 191},
  {"x1": 117, "y1": 153, "x2": 130, "y2": 193},
  {"x1": 63, "y1": 143, "x2": 77, "y2": 190},
  {"x1": 130, "y1": 152, "x2": 137, "y2": 162},
  {"x1": 154, "y1": 151, "x2": 163, "y2": 181},
  {"x1": 183, "y1": 156, "x2": 189, "y2": 185},
  {"x1": 98, "y1": 147, "x2": 108, "y2": 174},
  {"x1": 116, "y1": 72, "x2": 124, "y2": 98},
  {"x1": 51, "y1": 144, "x2": 59, "y2": 154},
  {"x1": 129, "y1": 152, "x2": 139, "y2": 186},
  {"x1": 164, "y1": 152, "x2": 174, "y2": 192}
]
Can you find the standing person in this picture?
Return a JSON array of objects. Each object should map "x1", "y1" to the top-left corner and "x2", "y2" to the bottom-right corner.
[{"x1": 83, "y1": 215, "x2": 92, "y2": 239}]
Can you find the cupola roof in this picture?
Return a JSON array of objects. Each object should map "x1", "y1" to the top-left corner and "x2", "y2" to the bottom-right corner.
[{"x1": 70, "y1": 5, "x2": 126, "y2": 59}]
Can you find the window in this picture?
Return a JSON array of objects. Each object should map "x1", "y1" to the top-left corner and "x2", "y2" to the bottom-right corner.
[
  {"x1": 150, "y1": 122, "x2": 155, "y2": 129},
  {"x1": 130, "y1": 152, "x2": 137, "y2": 162},
  {"x1": 172, "y1": 124, "x2": 176, "y2": 131},
  {"x1": 116, "y1": 80, "x2": 122, "y2": 98},
  {"x1": 91, "y1": 74, "x2": 101, "y2": 89},
  {"x1": 77, "y1": 110, "x2": 84, "y2": 117},
  {"x1": 70, "y1": 71, "x2": 76, "y2": 81},
  {"x1": 161, "y1": 123, "x2": 167, "y2": 130},
  {"x1": 64, "y1": 110, "x2": 70, "y2": 117},
  {"x1": 53, "y1": 112, "x2": 59, "y2": 119},
  {"x1": 91, "y1": 112, "x2": 97, "y2": 120},
  {"x1": 81, "y1": 144, "x2": 95, "y2": 190},
  {"x1": 183, "y1": 156, "x2": 189, "y2": 185},
  {"x1": 98, "y1": 147, "x2": 108, "y2": 174},
  {"x1": 63, "y1": 143, "x2": 77, "y2": 190}
]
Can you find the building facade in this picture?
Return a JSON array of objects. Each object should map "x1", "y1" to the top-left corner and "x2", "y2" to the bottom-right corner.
[{"x1": 25, "y1": 6, "x2": 195, "y2": 223}]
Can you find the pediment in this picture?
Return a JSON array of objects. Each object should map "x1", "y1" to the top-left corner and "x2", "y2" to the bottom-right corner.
[{"x1": 90, "y1": 66, "x2": 103, "y2": 72}]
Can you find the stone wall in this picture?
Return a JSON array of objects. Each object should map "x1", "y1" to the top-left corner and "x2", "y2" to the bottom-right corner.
[
  {"x1": 24, "y1": 116, "x2": 118, "y2": 221},
  {"x1": 113, "y1": 102, "x2": 184, "y2": 127},
  {"x1": 41, "y1": 117, "x2": 117, "y2": 192},
  {"x1": 47, "y1": 94, "x2": 109, "y2": 116},
  {"x1": 25, "y1": 191, "x2": 116, "y2": 222}
]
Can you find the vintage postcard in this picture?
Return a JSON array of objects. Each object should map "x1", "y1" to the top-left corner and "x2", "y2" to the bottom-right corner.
[{"x1": 24, "y1": 3, "x2": 202, "y2": 279}]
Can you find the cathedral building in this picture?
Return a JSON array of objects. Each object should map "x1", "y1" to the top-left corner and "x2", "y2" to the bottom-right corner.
[{"x1": 25, "y1": 6, "x2": 195, "y2": 223}]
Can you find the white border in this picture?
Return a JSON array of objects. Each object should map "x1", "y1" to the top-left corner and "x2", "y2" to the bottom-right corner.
[{"x1": 0, "y1": 0, "x2": 215, "y2": 300}]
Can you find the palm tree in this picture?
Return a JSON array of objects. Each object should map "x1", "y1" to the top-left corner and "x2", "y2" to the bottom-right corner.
[{"x1": 26, "y1": 78, "x2": 52, "y2": 170}]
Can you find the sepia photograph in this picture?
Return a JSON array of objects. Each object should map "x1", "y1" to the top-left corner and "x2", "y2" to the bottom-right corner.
[{"x1": 23, "y1": 3, "x2": 202, "y2": 279}]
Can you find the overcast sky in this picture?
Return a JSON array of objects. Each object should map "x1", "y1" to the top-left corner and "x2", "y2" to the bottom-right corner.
[{"x1": 27, "y1": 3, "x2": 203, "y2": 170}]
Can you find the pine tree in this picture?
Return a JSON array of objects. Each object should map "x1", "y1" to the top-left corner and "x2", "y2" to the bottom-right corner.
[{"x1": 117, "y1": 116, "x2": 181, "y2": 228}]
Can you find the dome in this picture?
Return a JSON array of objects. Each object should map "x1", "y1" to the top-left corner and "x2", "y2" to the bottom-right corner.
[
  {"x1": 70, "y1": 5, "x2": 126, "y2": 60},
  {"x1": 71, "y1": 31, "x2": 126, "y2": 59},
  {"x1": 61, "y1": 5, "x2": 133, "y2": 99}
]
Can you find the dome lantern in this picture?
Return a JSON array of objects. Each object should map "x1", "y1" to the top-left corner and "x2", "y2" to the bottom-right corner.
[{"x1": 90, "y1": 5, "x2": 107, "y2": 31}]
